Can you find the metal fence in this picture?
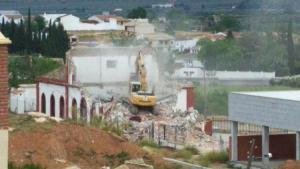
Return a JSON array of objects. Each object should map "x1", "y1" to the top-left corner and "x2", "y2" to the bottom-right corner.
[{"x1": 211, "y1": 116, "x2": 288, "y2": 135}]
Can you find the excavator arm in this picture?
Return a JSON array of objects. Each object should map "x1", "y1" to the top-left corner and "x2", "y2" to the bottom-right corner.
[{"x1": 136, "y1": 51, "x2": 148, "y2": 92}]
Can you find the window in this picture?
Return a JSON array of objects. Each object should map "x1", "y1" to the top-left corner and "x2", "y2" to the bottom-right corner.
[{"x1": 106, "y1": 60, "x2": 117, "y2": 68}]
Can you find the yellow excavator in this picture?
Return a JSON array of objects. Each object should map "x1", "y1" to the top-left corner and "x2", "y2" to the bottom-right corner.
[{"x1": 128, "y1": 51, "x2": 157, "y2": 114}]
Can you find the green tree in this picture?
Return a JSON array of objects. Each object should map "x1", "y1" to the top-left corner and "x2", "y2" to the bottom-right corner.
[
  {"x1": 33, "y1": 15, "x2": 46, "y2": 32},
  {"x1": 198, "y1": 39, "x2": 242, "y2": 70},
  {"x1": 127, "y1": 7, "x2": 147, "y2": 19},
  {"x1": 198, "y1": 32, "x2": 289, "y2": 75},
  {"x1": 215, "y1": 16, "x2": 241, "y2": 32}
]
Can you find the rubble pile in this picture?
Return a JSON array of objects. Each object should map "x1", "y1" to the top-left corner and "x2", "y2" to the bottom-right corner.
[{"x1": 104, "y1": 99, "x2": 221, "y2": 153}]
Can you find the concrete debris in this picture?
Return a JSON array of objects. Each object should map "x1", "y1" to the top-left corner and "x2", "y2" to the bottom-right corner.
[
  {"x1": 28, "y1": 112, "x2": 48, "y2": 117},
  {"x1": 8, "y1": 127, "x2": 15, "y2": 132},
  {"x1": 115, "y1": 158, "x2": 154, "y2": 169},
  {"x1": 49, "y1": 116, "x2": 63, "y2": 122},
  {"x1": 101, "y1": 92, "x2": 220, "y2": 152},
  {"x1": 34, "y1": 117, "x2": 47, "y2": 123},
  {"x1": 64, "y1": 165, "x2": 81, "y2": 169},
  {"x1": 54, "y1": 158, "x2": 67, "y2": 163},
  {"x1": 101, "y1": 166, "x2": 110, "y2": 169}
]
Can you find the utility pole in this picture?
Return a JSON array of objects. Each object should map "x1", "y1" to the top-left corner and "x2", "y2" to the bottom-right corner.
[
  {"x1": 247, "y1": 138, "x2": 256, "y2": 169},
  {"x1": 203, "y1": 68, "x2": 207, "y2": 117}
]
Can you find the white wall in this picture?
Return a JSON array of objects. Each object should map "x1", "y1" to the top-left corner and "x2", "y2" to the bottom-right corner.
[
  {"x1": 72, "y1": 53, "x2": 159, "y2": 85},
  {"x1": 42, "y1": 14, "x2": 124, "y2": 31},
  {"x1": 173, "y1": 69, "x2": 275, "y2": 80},
  {"x1": 39, "y1": 83, "x2": 66, "y2": 118},
  {"x1": 10, "y1": 85, "x2": 36, "y2": 114},
  {"x1": 39, "y1": 82, "x2": 91, "y2": 121},
  {"x1": 173, "y1": 88, "x2": 187, "y2": 112},
  {"x1": 60, "y1": 15, "x2": 124, "y2": 31},
  {"x1": 0, "y1": 15, "x2": 22, "y2": 24}
]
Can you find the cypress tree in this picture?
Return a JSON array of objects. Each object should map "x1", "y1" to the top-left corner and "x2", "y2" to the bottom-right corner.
[
  {"x1": 287, "y1": 20, "x2": 295, "y2": 75},
  {"x1": 9, "y1": 19, "x2": 16, "y2": 53},
  {"x1": 1, "y1": 17, "x2": 4, "y2": 32},
  {"x1": 15, "y1": 19, "x2": 26, "y2": 54},
  {"x1": 26, "y1": 8, "x2": 32, "y2": 54}
]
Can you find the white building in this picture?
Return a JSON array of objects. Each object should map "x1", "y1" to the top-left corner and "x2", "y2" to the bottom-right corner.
[
  {"x1": 0, "y1": 10, "x2": 23, "y2": 24},
  {"x1": 173, "y1": 39, "x2": 199, "y2": 53},
  {"x1": 41, "y1": 13, "x2": 124, "y2": 32},
  {"x1": 36, "y1": 64, "x2": 97, "y2": 123},
  {"x1": 143, "y1": 32, "x2": 175, "y2": 50},
  {"x1": 88, "y1": 15, "x2": 127, "y2": 25},
  {"x1": 68, "y1": 46, "x2": 160, "y2": 97},
  {"x1": 152, "y1": 3, "x2": 174, "y2": 8}
]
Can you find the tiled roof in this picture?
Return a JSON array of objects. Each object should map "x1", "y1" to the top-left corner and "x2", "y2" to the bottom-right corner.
[
  {"x1": 69, "y1": 46, "x2": 154, "y2": 57},
  {"x1": 41, "y1": 66, "x2": 67, "y2": 81}
]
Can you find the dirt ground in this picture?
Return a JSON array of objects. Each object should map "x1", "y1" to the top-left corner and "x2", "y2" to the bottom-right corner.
[
  {"x1": 9, "y1": 121, "x2": 172, "y2": 169},
  {"x1": 278, "y1": 160, "x2": 300, "y2": 169}
]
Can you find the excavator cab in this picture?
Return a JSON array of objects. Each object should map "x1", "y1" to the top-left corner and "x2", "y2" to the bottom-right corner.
[{"x1": 130, "y1": 82, "x2": 141, "y2": 93}]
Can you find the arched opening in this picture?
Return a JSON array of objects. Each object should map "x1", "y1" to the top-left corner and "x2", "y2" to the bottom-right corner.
[
  {"x1": 72, "y1": 98, "x2": 77, "y2": 120},
  {"x1": 41, "y1": 93, "x2": 46, "y2": 113},
  {"x1": 80, "y1": 98, "x2": 87, "y2": 119},
  {"x1": 50, "y1": 95, "x2": 55, "y2": 117},
  {"x1": 59, "y1": 96, "x2": 65, "y2": 119}
]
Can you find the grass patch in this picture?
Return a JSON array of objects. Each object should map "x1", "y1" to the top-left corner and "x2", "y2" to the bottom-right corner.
[
  {"x1": 197, "y1": 151, "x2": 229, "y2": 167},
  {"x1": 183, "y1": 145, "x2": 199, "y2": 155},
  {"x1": 195, "y1": 85, "x2": 296, "y2": 115},
  {"x1": 104, "y1": 151, "x2": 130, "y2": 167},
  {"x1": 138, "y1": 139, "x2": 159, "y2": 148},
  {"x1": 172, "y1": 146, "x2": 199, "y2": 161},
  {"x1": 9, "y1": 113, "x2": 56, "y2": 134},
  {"x1": 89, "y1": 117, "x2": 125, "y2": 136},
  {"x1": 8, "y1": 162, "x2": 44, "y2": 169}
]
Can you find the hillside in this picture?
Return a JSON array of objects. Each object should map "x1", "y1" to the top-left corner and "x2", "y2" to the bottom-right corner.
[{"x1": 8, "y1": 115, "x2": 172, "y2": 169}]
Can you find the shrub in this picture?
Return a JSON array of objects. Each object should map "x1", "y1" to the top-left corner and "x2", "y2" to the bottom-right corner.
[
  {"x1": 183, "y1": 145, "x2": 199, "y2": 155},
  {"x1": 8, "y1": 162, "x2": 44, "y2": 169},
  {"x1": 172, "y1": 149, "x2": 194, "y2": 160},
  {"x1": 198, "y1": 151, "x2": 229, "y2": 166},
  {"x1": 104, "y1": 151, "x2": 130, "y2": 167},
  {"x1": 138, "y1": 139, "x2": 159, "y2": 148}
]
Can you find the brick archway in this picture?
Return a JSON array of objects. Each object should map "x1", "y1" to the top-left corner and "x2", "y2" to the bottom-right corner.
[
  {"x1": 50, "y1": 95, "x2": 55, "y2": 117},
  {"x1": 59, "y1": 96, "x2": 65, "y2": 119},
  {"x1": 41, "y1": 93, "x2": 46, "y2": 113},
  {"x1": 72, "y1": 98, "x2": 77, "y2": 120}
]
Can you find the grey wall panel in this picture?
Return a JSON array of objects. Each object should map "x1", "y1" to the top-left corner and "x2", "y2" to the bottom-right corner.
[{"x1": 229, "y1": 93, "x2": 300, "y2": 131}]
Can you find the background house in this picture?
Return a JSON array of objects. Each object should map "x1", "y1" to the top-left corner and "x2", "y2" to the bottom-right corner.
[
  {"x1": 42, "y1": 13, "x2": 124, "y2": 32},
  {"x1": 0, "y1": 10, "x2": 23, "y2": 24},
  {"x1": 173, "y1": 38, "x2": 199, "y2": 53},
  {"x1": 143, "y1": 32, "x2": 175, "y2": 50},
  {"x1": 125, "y1": 19, "x2": 155, "y2": 37},
  {"x1": 88, "y1": 15, "x2": 127, "y2": 25}
]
